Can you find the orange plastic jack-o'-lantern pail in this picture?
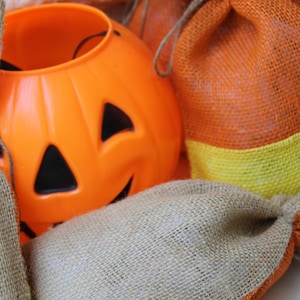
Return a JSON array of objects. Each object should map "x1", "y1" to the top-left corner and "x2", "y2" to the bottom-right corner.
[{"x1": 0, "y1": 3, "x2": 182, "y2": 243}]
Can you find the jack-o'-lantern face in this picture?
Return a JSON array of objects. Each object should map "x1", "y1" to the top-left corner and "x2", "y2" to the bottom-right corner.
[{"x1": 0, "y1": 4, "x2": 182, "y2": 242}]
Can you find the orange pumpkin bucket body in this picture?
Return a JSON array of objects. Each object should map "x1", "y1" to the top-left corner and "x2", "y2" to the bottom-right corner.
[{"x1": 0, "y1": 3, "x2": 182, "y2": 242}]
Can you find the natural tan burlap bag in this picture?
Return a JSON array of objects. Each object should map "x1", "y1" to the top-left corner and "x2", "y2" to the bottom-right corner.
[
  {"x1": 0, "y1": 169, "x2": 31, "y2": 298},
  {"x1": 21, "y1": 179, "x2": 300, "y2": 299},
  {"x1": 0, "y1": 6, "x2": 31, "y2": 298},
  {"x1": 0, "y1": 159, "x2": 299, "y2": 298}
]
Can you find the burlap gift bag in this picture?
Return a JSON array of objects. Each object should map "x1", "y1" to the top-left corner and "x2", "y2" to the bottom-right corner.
[
  {"x1": 0, "y1": 4, "x2": 30, "y2": 297},
  {"x1": 0, "y1": 159, "x2": 299, "y2": 298},
  {"x1": 0, "y1": 168, "x2": 30, "y2": 298},
  {"x1": 168, "y1": 0, "x2": 300, "y2": 199},
  {"x1": 21, "y1": 179, "x2": 300, "y2": 299}
]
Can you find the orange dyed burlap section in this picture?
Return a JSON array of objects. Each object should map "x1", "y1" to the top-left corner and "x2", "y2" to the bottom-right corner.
[
  {"x1": 129, "y1": 0, "x2": 190, "y2": 69},
  {"x1": 172, "y1": 0, "x2": 300, "y2": 198},
  {"x1": 173, "y1": 0, "x2": 300, "y2": 149}
]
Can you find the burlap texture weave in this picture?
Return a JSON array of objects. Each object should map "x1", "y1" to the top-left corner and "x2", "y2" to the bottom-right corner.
[
  {"x1": 0, "y1": 169, "x2": 31, "y2": 298},
  {"x1": 129, "y1": 0, "x2": 190, "y2": 70},
  {"x1": 23, "y1": 180, "x2": 300, "y2": 299},
  {"x1": 171, "y1": 0, "x2": 300, "y2": 199},
  {"x1": 1, "y1": 5, "x2": 30, "y2": 297}
]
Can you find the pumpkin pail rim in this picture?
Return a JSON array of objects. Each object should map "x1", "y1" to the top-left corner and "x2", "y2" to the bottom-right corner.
[{"x1": 1, "y1": 3, "x2": 115, "y2": 75}]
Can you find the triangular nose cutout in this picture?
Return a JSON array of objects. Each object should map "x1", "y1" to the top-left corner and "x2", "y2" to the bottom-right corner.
[{"x1": 35, "y1": 145, "x2": 77, "y2": 194}]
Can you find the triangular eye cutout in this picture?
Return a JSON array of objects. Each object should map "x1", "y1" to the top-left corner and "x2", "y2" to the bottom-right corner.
[
  {"x1": 101, "y1": 103, "x2": 134, "y2": 141},
  {"x1": 0, "y1": 145, "x2": 3, "y2": 158},
  {"x1": 35, "y1": 145, "x2": 77, "y2": 194}
]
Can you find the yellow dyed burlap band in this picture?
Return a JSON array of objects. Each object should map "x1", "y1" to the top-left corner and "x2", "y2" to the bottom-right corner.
[{"x1": 187, "y1": 132, "x2": 300, "y2": 199}]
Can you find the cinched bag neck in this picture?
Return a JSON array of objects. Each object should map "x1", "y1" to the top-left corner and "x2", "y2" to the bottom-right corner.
[{"x1": 153, "y1": 0, "x2": 208, "y2": 77}]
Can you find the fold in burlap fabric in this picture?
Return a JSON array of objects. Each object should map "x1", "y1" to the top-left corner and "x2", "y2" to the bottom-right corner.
[
  {"x1": 23, "y1": 180, "x2": 300, "y2": 299},
  {"x1": 0, "y1": 169, "x2": 31, "y2": 298},
  {"x1": 171, "y1": 0, "x2": 300, "y2": 199}
]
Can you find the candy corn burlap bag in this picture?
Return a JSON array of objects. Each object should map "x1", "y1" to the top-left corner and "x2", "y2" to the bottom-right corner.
[
  {"x1": 172, "y1": 0, "x2": 300, "y2": 198},
  {"x1": 22, "y1": 179, "x2": 300, "y2": 299}
]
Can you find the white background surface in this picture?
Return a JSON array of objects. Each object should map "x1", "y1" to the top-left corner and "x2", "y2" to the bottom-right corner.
[{"x1": 263, "y1": 258, "x2": 300, "y2": 299}]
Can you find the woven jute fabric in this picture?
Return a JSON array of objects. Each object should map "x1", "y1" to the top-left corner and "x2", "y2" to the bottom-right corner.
[
  {"x1": 172, "y1": 0, "x2": 300, "y2": 199},
  {"x1": 23, "y1": 180, "x2": 300, "y2": 299},
  {"x1": 129, "y1": 0, "x2": 190, "y2": 70},
  {"x1": 0, "y1": 11, "x2": 31, "y2": 298},
  {"x1": 0, "y1": 170, "x2": 31, "y2": 299}
]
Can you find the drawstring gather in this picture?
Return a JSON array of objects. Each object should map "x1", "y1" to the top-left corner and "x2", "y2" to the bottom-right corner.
[{"x1": 153, "y1": 0, "x2": 209, "y2": 77}]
